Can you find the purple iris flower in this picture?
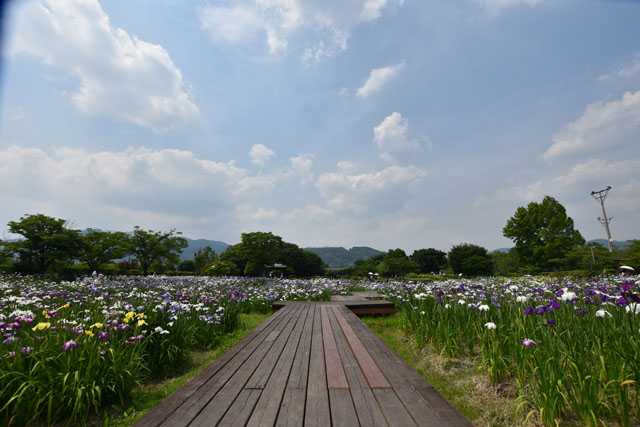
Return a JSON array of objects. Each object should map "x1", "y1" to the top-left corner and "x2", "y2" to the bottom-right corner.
[{"x1": 62, "y1": 340, "x2": 78, "y2": 351}]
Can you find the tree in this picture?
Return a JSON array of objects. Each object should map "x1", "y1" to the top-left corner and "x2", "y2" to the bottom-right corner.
[
  {"x1": 377, "y1": 249, "x2": 418, "y2": 277},
  {"x1": 623, "y1": 240, "x2": 640, "y2": 271},
  {"x1": 193, "y1": 245, "x2": 218, "y2": 275},
  {"x1": 491, "y1": 249, "x2": 520, "y2": 275},
  {"x1": 78, "y1": 229, "x2": 128, "y2": 272},
  {"x1": 279, "y1": 242, "x2": 324, "y2": 277},
  {"x1": 564, "y1": 243, "x2": 618, "y2": 272},
  {"x1": 238, "y1": 232, "x2": 284, "y2": 276},
  {"x1": 178, "y1": 260, "x2": 196, "y2": 272},
  {"x1": 207, "y1": 260, "x2": 239, "y2": 276},
  {"x1": 448, "y1": 243, "x2": 493, "y2": 276},
  {"x1": 220, "y1": 244, "x2": 247, "y2": 275},
  {"x1": 127, "y1": 227, "x2": 187, "y2": 275},
  {"x1": 503, "y1": 196, "x2": 585, "y2": 271},
  {"x1": 410, "y1": 248, "x2": 447, "y2": 274},
  {"x1": 5, "y1": 214, "x2": 80, "y2": 274}
]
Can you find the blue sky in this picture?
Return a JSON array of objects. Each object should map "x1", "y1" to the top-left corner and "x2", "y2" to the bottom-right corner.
[{"x1": 1, "y1": 0, "x2": 639, "y2": 252}]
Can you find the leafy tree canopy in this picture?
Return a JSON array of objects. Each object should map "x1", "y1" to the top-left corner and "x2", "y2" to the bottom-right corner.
[
  {"x1": 78, "y1": 229, "x2": 128, "y2": 272},
  {"x1": 448, "y1": 243, "x2": 493, "y2": 276},
  {"x1": 127, "y1": 227, "x2": 187, "y2": 275},
  {"x1": 410, "y1": 248, "x2": 447, "y2": 274},
  {"x1": 193, "y1": 245, "x2": 218, "y2": 275},
  {"x1": 503, "y1": 196, "x2": 585, "y2": 271},
  {"x1": 6, "y1": 214, "x2": 80, "y2": 274}
]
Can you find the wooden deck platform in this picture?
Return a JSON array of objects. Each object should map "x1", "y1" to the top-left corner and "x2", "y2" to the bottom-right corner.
[
  {"x1": 135, "y1": 303, "x2": 471, "y2": 426},
  {"x1": 273, "y1": 291, "x2": 395, "y2": 315}
]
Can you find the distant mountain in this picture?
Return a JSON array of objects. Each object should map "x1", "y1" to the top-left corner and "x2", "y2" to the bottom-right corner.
[
  {"x1": 491, "y1": 239, "x2": 635, "y2": 254},
  {"x1": 491, "y1": 248, "x2": 511, "y2": 254},
  {"x1": 304, "y1": 246, "x2": 384, "y2": 268},
  {"x1": 180, "y1": 238, "x2": 229, "y2": 261},
  {"x1": 588, "y1": 239, "x2": 633, "y2": 250}
]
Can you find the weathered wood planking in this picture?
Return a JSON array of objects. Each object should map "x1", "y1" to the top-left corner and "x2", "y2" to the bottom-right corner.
[{"x1": 135, "y1": 300, "x2": 472, "y2": 427}]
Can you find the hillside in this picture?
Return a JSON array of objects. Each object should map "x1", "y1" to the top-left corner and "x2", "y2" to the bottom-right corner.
[
  {"x1": 304, "y1": 246, "x2": 384, "y2": 268},
  {"x1": 180, "y1": 238, "x2": 229, "y2": 260}
]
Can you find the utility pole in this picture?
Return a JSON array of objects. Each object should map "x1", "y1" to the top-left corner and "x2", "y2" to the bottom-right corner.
[{"x1": 591, "y1": 186, "x2": 613, "y2": 252}]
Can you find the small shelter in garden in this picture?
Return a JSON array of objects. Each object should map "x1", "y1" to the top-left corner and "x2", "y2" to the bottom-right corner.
[{"x1": 266, "y1": 263, "x2": 287, "y2": 278}]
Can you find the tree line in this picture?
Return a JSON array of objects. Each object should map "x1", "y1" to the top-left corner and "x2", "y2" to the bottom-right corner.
[
  {"x1": 0, "y1": 214, "x2": 325, "y2": 278},
  {"x1": 1, "y1": 196, "x2": 639, "y2": 279}
]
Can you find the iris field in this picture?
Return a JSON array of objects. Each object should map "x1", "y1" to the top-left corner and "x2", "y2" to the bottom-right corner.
[
  {"x1": 0, "y1": 274, "x2": 346, "y2": 425},
  {"x1": 1, "y1": 273, "x2": 639, "y2": 426}
]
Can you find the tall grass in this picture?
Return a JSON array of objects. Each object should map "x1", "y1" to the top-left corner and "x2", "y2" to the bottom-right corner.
[{"x1": 394, "y1": 276, "x2": 640, "y2": 426}]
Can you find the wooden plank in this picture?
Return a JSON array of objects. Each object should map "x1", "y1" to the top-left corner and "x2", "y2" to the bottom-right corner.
[
  {"x1": 321, "y1": 305, "x2": 349, "y2": 390},
  {"x1": 217, "y1": 388, "x2": 262, "y2": 426},
  {"x1": 189, "y1": 304, "x2": 305, "y2": 426},
  {"x1": 277, "y1": 305, "x2": 315, "y2": 427},
  {"x1": 329, "y1": 305, "x2": 387, "y2": 427},
  {"x1": 329, "y1": 389, "x2": 359, "y2": 427},
  {"x1": 304, "y1": 305, "x2": 331, "y2": 427},
  {"x1": 136, "y1": 306, "x2": 289, "y2": 426},
  {"x1": 332, "y1": 306, "x2": 391, "y2": 389},
  {"x1": 246, "y1": 305, "x2": 311, "y2": 427},
  {"x1": 338, "y1": 306, "x2": 470, "y2": 426},
  {"x1": 373, "y1": 388, "x2": 418, "y2": 427},
  {"x1": 160, "y1": 304, "x2": 301, "y2": 426}
]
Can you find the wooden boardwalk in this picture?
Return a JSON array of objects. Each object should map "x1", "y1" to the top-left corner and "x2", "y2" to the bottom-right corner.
[{"x1": 135, "y1": 299, "x2": 472, "y2": 426}]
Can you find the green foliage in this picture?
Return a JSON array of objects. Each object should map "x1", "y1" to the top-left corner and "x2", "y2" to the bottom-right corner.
[
  {"x1": 304, "y1": 246, "x2": 384, "y2": 268},
  {"x1": 278, "y1": 242, "x2": 324, "y2": 277},
  {"x1": 78, "y1": 229, "x2": 128, "y2": 272},
  {"x1": 624, "y1": 240, "x2": 640, "y2": 270},
  {"x1": 220, "y1": 232, "x2": 324, "y2": 277},
  {"x1": 5, "y1": 214, "x2": 81, "y2": 274},
  {"x1": 491, "y1": 249, "x2": 520, "y2": 275},
  {"x1": 410, "y1": 248, "x2": 447, "y2": 274},
  {"x1": 563, "y1": 242, "x2": 619, "y2": 272},
  {"x1": 448, "y1": 243, "x2": 493, "y2": 276},
  {"x1": 192, "y1": 245, "x2": 218, "y2": 275},
  {"x1": 127, "y1": 227, "x2": 188, "y2": 275},
  {"x1": 377, "y1": 249, "x2": 418, "y2": 277},
  {"x1": 503, "y1": 196, "x2": 585, "y2": 271},
  {"x1": 238, "y1": 232, "x2": 283, "y2": 276},
  {"x1": 207, "y1": 260, "x2": 240, "y2": 276},
  {"x1": 177, "y1": 260, "x2": 195, "y2": 272}
]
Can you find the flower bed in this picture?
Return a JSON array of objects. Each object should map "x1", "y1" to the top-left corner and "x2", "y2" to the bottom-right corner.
[
  {"x1": 381, "y1": 275, "x2": 640, "y2": 426},
  {"x1": 0, "y1": 274, "x2": 349, "y2": 424}
]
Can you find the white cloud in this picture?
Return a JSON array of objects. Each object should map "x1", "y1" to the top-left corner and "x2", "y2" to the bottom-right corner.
[
  {"x1": 553, "y1": 158, "x2": 640, "y2": 189},
  {"x1": 357, "y1": 62, "x2": 404, "y2": 98},
  {"x1": 289, "y1": 153, "x2": 315, "y2": 184},
  {"x1": 599, "y1": 53, "x2": 640, "y2": 81},
  {"x1": 373, "y1": 112, "x2": 429, "y2": 163},
  {"x1": 0, "y1": 146, "x2": 281, "y2": 237},
  {"x1": 199, "y1": 0, "x2": 403, "y2": 63},
  {"x1": 249, "y1": 144, "x2": 276, "y2": 166},
  {"x1": 542, "y1": 90, "x2": 640, "y2": 161},
  {"x1": 11, "y1": 0, "x2": 198, "y2": 132},
  {"x1": 361, "y1": 0, "x2": 402, "y2": 22},
  {"x1": 316, "y1": 164, "x2": 426, "y2": 214},
  {"x1": 8, "y1": 107, "x2": 25, "y2": 121},
  {"x1": 475, "y1": 0, "x2": 544, "y2": 10}
]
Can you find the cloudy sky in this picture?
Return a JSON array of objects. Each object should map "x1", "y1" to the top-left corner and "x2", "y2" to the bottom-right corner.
[{"x1": 1, "y1": 0, "x2": 639, "y2": 252}]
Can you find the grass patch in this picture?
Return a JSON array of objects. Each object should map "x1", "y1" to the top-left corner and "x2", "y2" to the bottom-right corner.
[
  {"x1": 362, "y1": 313, "x2": 531, "y2": 427},
  {"x1": 103, "y1": 312, "x2": 271, "y2": 426}
]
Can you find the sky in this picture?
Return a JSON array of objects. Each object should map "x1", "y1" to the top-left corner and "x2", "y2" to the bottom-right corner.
[{"x1": 0, "y1": 0, "x2": 639, "y2": 253}]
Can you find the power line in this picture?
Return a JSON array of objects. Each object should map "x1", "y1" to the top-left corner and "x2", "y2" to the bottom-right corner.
[{"x1": 590, "y1": 186, "x2": 613, "y2": 252}]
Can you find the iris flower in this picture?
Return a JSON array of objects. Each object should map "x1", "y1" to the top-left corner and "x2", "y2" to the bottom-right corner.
[
  {"x1": 62, "y1": 340, "x2": 77, "y2": 351},
  {"x1": 521, "y1": 338, "x2": 538, "y2": 347}
]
